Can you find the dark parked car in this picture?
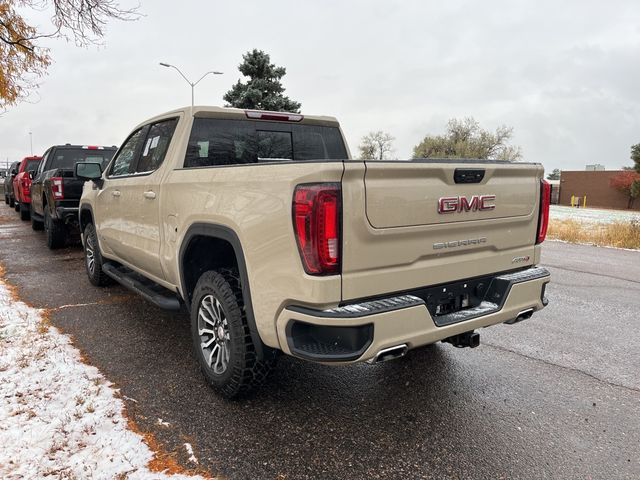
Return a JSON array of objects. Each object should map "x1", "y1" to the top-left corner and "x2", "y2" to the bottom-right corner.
[
  {"x1": 4, "y1": 161, "x2": 21, "y2": 207},
  {"x1": 30, "y1": 144, "x2": 116, "y2": 248}
]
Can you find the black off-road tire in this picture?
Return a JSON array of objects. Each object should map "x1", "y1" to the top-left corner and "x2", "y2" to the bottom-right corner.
[
  {"x1": 4, "y1": 194, "x2": 8, "y2": 205},
  {"x1": 19, "y1": 203, "x2": 30, "y2": 221},
  {"x1": 83, "y1": 223, "x2": 113, "y2": 287},
  {"x1": 191, "y1": 269, "x2": 276, "y2": 399},
  {"x1": 9, "y1": 196, "x2": 14, "y2": 208},
  {"x1": 14, "y1": 201, "x2": 20, "y2": 212},
  {"x1": 30, "y1": 204, "x2": 43, "y2": 231},
  {"x1": 45, "y1": 209, "x2": 66, "y2": 249}
]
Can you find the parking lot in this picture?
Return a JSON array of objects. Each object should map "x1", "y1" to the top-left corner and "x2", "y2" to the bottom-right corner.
[{"x1": 0, "y1": 206, "x2": 639, "y2": 479}]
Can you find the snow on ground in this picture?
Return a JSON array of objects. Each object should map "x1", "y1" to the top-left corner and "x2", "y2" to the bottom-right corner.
[
  {"x1": 550, "y1": 205, "x2": 640, "y2": 224},
  {"x1": 0, "y1": 280, "x2": 206, "y2": 480}
]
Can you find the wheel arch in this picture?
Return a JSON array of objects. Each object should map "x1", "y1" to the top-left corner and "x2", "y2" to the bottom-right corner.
[
  {"x1": 179, "y1": 223, "x2": 266, "y2": 357},
  {"x1": 79, "y1": 203, "x2": 94, "y2": 233}
]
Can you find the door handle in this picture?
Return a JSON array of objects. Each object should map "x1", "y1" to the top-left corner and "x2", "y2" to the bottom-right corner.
[
  {"x1": 112, "y1": 190, "x2": 121, "y2": 197},
  {"x1": 143, "y1": 191, "x2": 156, "y2": 199}
]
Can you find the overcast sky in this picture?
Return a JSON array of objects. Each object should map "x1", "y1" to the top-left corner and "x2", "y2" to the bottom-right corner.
[{"x1": 2, "y1": 0, "x2": 639, "y2": 172}]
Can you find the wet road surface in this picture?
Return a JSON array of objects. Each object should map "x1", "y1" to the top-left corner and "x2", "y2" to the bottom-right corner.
[{"x1": 0, "y1": 207, "x2": 638, "y2": 479}]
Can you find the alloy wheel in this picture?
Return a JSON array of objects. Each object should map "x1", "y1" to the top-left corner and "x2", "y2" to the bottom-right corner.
[
  {"x1": 85, "y1": 235, "x2": 95, "y2": 275},
  {"x1": 197, "y1": 294, "x2": 231, "y2": 375}
]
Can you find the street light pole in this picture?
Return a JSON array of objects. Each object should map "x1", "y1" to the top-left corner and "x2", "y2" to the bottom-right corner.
[
  {"x1": 159, "y1": 63, "x2": 223, "y2": 114},
  {"x1": 29, "y1": 131, "x2": 33, "y2": 155}
]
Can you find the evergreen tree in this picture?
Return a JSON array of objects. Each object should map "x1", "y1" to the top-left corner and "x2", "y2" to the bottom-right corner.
[
  {"x1": 546, "y1": 169, "x2": 561, "y2": 180},
  {"x1": 223, "y1": 49, "x2": 301, "y2": 112},
  {"x1": 631, "y1": 143, "x2": 640, "y2": 173}
]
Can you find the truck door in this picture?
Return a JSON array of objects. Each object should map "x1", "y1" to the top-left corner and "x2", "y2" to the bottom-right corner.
[
  {"x1": 31, "y1": 149, "x2": 51, "y2": 216},
  {"x1": 95, "y1": 127, "x2": 148, "y2": 261},
  {"x1": 120, "y1": 118, "x2": 179, "y2": 280}
]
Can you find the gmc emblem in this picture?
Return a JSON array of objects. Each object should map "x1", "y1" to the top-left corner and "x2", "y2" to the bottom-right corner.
[{"x1": 438, "y1": 195, "x2": 496, "y2": 214}]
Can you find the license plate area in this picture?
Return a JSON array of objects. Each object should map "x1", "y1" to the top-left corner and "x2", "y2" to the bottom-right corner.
[
  {"x1": 419, "y1": 275, "x2": 493, "y2": 319},
  {"x1": 422, "y1": 276, "x2": 493, "y2": 318}
]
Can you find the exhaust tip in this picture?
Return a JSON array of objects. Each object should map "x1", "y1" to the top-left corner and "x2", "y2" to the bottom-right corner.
[
  {"x1": 369, "y1": 344, "x2": 408, "y2": 364},
  {"x1": 505, "y1": 307, "x2": 535, "y2": 325}
]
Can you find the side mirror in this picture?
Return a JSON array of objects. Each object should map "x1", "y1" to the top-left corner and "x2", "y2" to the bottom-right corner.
[{"x1": 75, "y1": 162, "x2": 103, "y2": 181}]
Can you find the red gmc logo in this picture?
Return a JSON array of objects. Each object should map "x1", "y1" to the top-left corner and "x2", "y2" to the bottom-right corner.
[{"x1": 438, "y1": 195, "x2": 496, "y2": 214}]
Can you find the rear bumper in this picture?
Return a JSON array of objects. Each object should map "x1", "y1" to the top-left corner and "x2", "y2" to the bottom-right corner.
[
  {"x1": 276, "y1": 267, "x2": 550, "y2": 364},
  {"x1": 55, "y1": 206, "x2": 79, "y2": 226}
]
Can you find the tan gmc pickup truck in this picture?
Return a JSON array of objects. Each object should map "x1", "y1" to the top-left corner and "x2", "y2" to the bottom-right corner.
[{"x1": 76, "y1": 106, "x2": 551, "y2": 398}]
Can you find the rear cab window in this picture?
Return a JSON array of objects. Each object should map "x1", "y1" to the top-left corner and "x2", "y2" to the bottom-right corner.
[
  {"x1": 24, "y1": 159, "x2": 40, "y2": 172},
  {"x1": 49, "y1": 148, "x2": 116, "y2": 171},
  {"x1": 184, "y1": 119, "x2": 347, "y2": 168}
]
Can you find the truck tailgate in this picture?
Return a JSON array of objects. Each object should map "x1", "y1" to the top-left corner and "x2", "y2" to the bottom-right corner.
[{"x1": 341, "y1": 160, "x2": 544, "y2": 301}]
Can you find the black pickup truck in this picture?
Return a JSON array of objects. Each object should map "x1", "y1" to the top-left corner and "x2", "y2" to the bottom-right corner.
[{"x1": 30, "y1": 144, "x2": 116, "y2": 248}]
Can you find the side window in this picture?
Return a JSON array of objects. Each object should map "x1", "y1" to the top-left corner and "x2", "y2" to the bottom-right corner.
[
  {"x1": 109, "y1": 128, "x2": 147, "y2": 177},
  {"x1": 38, "y1": 151, "x2": 50, "y2": 174},
  {"x1": 135, "y1": 118, "x2": 178, "y2": 173}
]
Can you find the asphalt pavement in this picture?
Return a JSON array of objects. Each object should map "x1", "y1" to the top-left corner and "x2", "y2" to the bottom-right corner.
[{"x1": 0, "y1": 206, "x2": 638, "y2": 479}]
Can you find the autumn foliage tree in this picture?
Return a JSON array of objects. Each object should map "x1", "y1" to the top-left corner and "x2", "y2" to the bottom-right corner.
[
  {"x1": 609, "y1": 170, "x2": 640, "y2": 208},
  {"x1": 0, "y1": 0, "x2": 138, "y2": 109}
]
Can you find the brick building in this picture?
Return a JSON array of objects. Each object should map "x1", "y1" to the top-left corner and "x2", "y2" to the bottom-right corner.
[{"x1": 558, "y1": 170, "x2": 640, "y2": 211}]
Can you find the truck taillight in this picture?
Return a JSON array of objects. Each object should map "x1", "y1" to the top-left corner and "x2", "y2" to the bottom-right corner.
[
  {"x1": 293, "y1": 183, "x2": 341, "y2": 275},
  {"x1": 51, "y1": 177, "x2": 64, "y2": 200},
  {"x1": 536, "y1": 179, "x2": 551, "y2": 244},
  {"x1": 21, "y1": 178, "x2": 31, "y2": 194}
]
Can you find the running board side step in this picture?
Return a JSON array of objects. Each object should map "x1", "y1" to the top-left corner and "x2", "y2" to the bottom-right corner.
[{"x1": 102, "y1": 262, "x2": 182, "y2": 311}]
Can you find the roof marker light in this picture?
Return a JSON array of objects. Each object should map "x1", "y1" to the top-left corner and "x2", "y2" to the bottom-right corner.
[{"x1": 245, "y1": 111, "x2": 304, "y2": 122}]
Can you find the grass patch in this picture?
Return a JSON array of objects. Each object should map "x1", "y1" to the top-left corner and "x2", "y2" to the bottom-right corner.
[{"x1": 548, "y1": 219, "x2": 640, "y2": 249}]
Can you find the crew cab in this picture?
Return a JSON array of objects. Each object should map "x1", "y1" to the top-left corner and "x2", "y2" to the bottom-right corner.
[
  {"x1": 30, "y1": 144, "x2": 116, "y2": 248},
  {"x1": 77, "y1": 106, "x2": 551, "y2": 398},
  {"x1": 12, "y1": 156, "x2": 42, "y2": 220}
]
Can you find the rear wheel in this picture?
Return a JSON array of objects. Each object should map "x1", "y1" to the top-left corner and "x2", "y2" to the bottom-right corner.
[
  {"x1": 44, "y1": 209, "x2": 66, "y2": 249},
  {"x1": 9, "y1": 196, "x2": 14, "y2": 208},
  {"x1": 191, "y1": 269, "x2": 276, "y2": 398},
  {"x1": 83, "y1": 223, "x2": 112, "y2": 286},
  {"x1": 30, "y1": 204, "x2": 43, "y2": 231},
  {"x1": 4, "y1": 194, "x2": 8, "y2": 205},
  {"x1": 14, "y1": 202, "x2": 20, "y2": 212},
  {"x1": 19, "y1": 203, "x2": 30, "y2": 221}
]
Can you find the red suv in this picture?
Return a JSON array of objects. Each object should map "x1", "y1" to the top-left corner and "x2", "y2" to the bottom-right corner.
[{"x1": 12, "y1": 156, "x2": 42, "y2": 221}]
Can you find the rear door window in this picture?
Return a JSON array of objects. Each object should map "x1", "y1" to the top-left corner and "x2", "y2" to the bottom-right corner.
[{"x1": 184, "y1": 118, "x2": 347, "y2": 168}]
